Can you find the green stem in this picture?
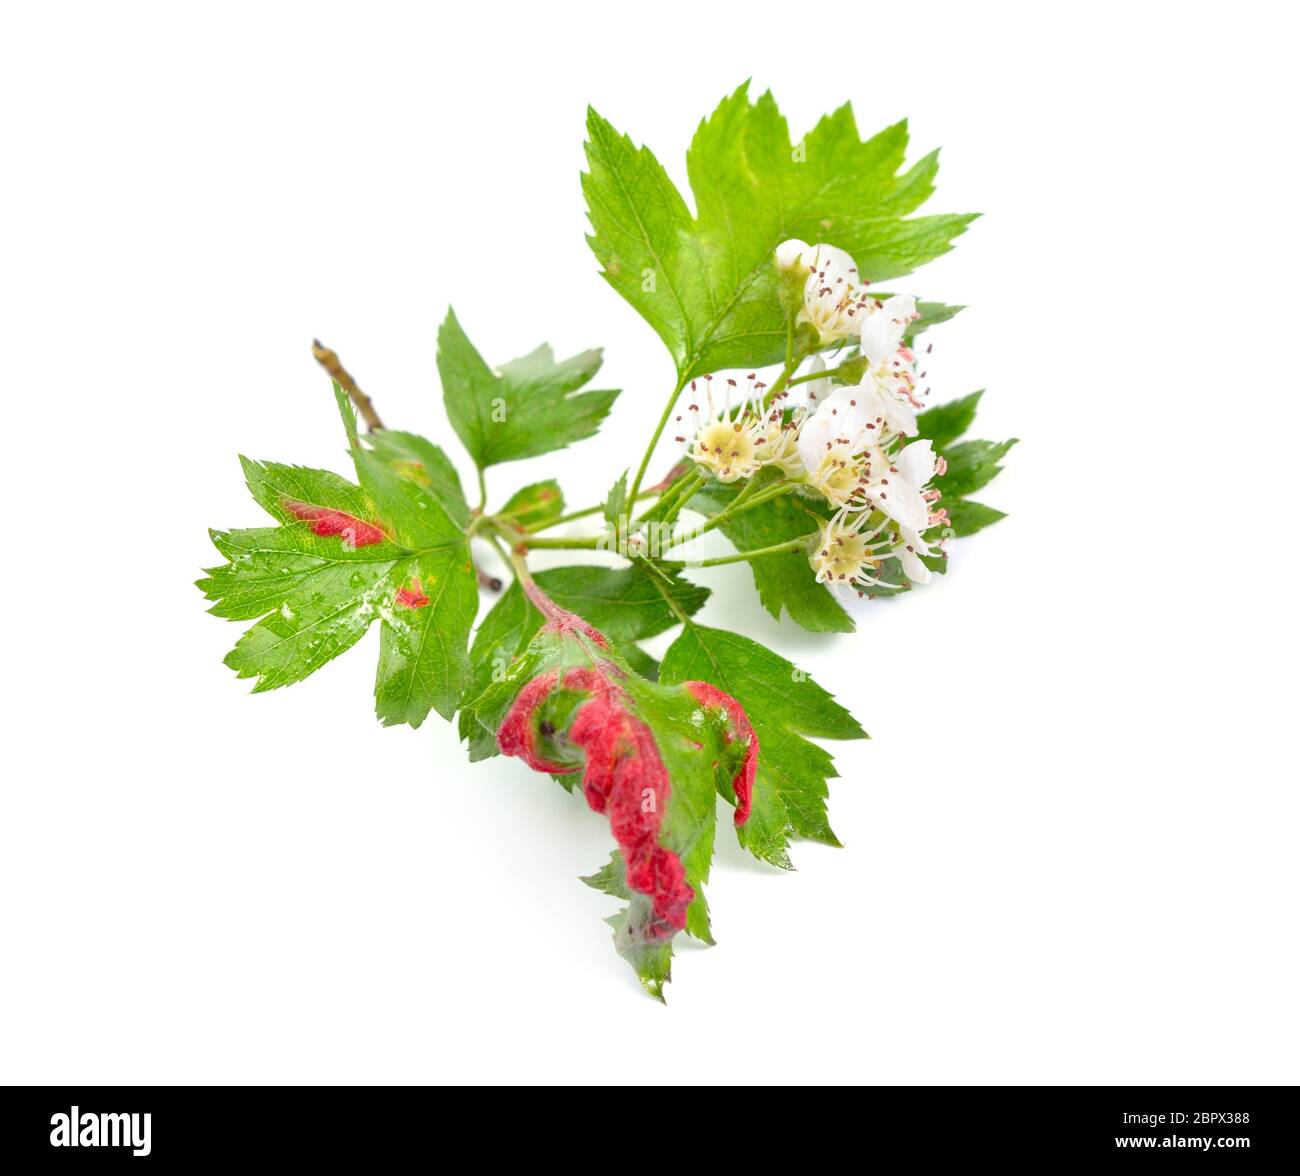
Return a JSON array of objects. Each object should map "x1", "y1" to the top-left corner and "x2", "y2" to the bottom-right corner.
[
  {"x1": 643, "y1": 561, "x2": 694, "y2": 628},
  {"x1": 787, "y1": 362, "x2": 844, "y2": 388},
  {"x1": 514, "y1": 534, "x2": 604, "y2": 550},
  {"x1": 719, "y1": 471, "x2": 764, "y2": 512},
  {"x1": 760, "y1": 350, "x2": 807, "y2": 410},
  {"x1": 524, "y1": 502, "x2": 603, "y2": 530},
  {"x1": 504, "y1": 542, "x2": 534, "y2": 587},
  {"x1": 488, "y1": 517, "x2": 605, "y2": 554},
  {"x1": 661, "y1": 481, "x2": 798, "y2": 552},
  {"x1": 765, "y1": 362, "x2": 797, "y2": 403},
  {"x1": 524, "y1": 487, "x2": 657, "y2": 534},
  {"x1": 475, "y1": 466, "x2": 488, "y2": 514},
  {"x1": 485, "y1": 531, "x2": 512, "y2": 575},
  {"x1": 684, "y1": 536, "x2": 813, "y2": 567},
  {"x1": 627, "y1": 375, "x2": 688, "y2": 508},
  {"x1": 633, "y1": 466, "x2": 705, "y2": 526}
]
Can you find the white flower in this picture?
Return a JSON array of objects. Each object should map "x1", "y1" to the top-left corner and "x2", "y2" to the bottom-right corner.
[
  {"x1": 795, "y1": 385, "x2": 917, "y2": 481},
  {"x1": 856, "y1": 438, "x2": 936, "y2": 532},
  {"x1": 774, "y1": 239, "x2": 870, "y2": 345},
  {"x1": 860, "y1": 293, "x2": 925, "y2": 418},
  {"x1": 809, "y1": 507, "x2": 900, "y2": 594},
  {"x1": 889, "y1": 524, "x2": 936, "y2": 584},
  {"x1": 755, "y1": 415, "x2": 804, "y2": 475},
  {"x1": 673, "y1": 373, "x2": 768, "y2": 483},
  {"x1": 804, "y1": 449, "x2": 867, "y2": 508},
  {"x1": 794, "y1": 393, "x2": 936, "y2": 527},
  {"x1": 861, "y1": 294, "x2": 919, "y2": 366}
]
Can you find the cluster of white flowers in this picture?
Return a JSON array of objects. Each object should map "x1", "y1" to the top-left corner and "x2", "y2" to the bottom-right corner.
[{"x1": 676, "y1": 239, "x2": 954, "y2": 595}]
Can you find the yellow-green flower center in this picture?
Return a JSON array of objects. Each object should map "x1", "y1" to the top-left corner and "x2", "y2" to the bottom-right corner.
[{"x1": 694, "y1": 420, "x2": 758, "y2": 480}]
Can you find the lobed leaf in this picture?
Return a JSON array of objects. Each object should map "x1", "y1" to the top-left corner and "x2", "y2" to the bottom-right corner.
[
  {"x1": 201, "y1": 451, "x2": 477, "y2": 728},
  {"x1": 661, "y1": 623, "x2": 866, "y2": 869},
  {"x1": 438, "y1": 309, "x2": 620, "y2": 469},
  {"x1": 584, "y1": 83, "x2": 976, "y2": 382}
]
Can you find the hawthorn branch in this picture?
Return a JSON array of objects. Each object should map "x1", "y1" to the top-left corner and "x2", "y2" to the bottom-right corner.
[{"x1": 311, "y1": 339, "x2": 384, "y2": 431}]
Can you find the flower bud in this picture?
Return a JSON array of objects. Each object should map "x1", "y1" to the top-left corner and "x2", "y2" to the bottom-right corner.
[{"x1": 775, "y1": 238, "x2": 811, "y2": 317}]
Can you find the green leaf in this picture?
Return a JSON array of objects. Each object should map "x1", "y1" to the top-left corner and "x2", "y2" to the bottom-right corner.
[
  {"x1": 691, "y1": 473, "x2": 852, "y2": 633},
  {"x1": 457, "y1": 563, "x2": 710, "y2": 759},
  {"x1": 935, "y1": 438, "x2": 1018, "y2": 498},
  {"x1": 581, "y1": 851, "x2": 632, "y2": 899},
  {"x1": 907, "y1": 300, "x2": 965, "y2": 342},
  {"x1": 497, "y1": 480, "x2": 565, "y2": 530},
  {"x1": 201, "y1": 457, "x2": 477, "y2": 728},
  {"x1": 350, "y1": 448, "x2": 461, "y2": 551},
  {"x1": 583, "y1": 84, "x2": 976, "y2": 382},
  {"x1": 199, "y1": 525, "x2": 401, "y2": 622},
  {"x1": 583, "y1": 847, "x2": 713, "y2": 945},
  {"x1": 913, "y1": 393, "x2": 1012, "y2": 537},
  {"x1": 364, "y1": 430, "x2": 470, "y2": 526},
  {"x1": 437, "y1": 308, "x2": 620, "y2": 469},
  {"x1": 374, "y1": 546, "x2": 479, "y2": 727},
  {"x1": 331, "y1": 380, "x2": 362, "y2": 451},
  {"x1": 607, "y1": 902, "x2": 675, "y2": 1002},
  {"x1": 202, "y1": 525, "x2": 404, "y2": 689},
  {"x1": 620, "y1": 642, "x2": 660, "y2": 682},
  {"x1": 942, "y1": 498, "x2": 1007, "y2": 537},
  {"x1": 917, "y1": 390, "x2": 984, "y2": 450},
  {"x1": 660, "y1": 623, "x2": 866, "y2": 869},
  {"x1": 239, "y1": 457, "x2": 372, "y2": 527},
  {"x1": 603, "y1": 470, "x2": 629, "y2": 529}
]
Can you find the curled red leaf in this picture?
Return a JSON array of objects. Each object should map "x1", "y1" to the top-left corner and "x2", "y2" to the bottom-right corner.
[
  {"x1": 563, "y1": 667, "x2": 692, "y2": 935},
  {"x1": 496, "y1": 637, "x2": 691, "y2": 938},
  {"x1": 684, "y1": 681, "x2": 758, "y2": 826},
  {"x1": 496, "y1": 671, "x2": 570, "y2": 774}
]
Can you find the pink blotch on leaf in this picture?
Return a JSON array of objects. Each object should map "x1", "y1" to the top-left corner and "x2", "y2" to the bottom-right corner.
[
  {"x1": 394, "y1": 578, "x2": 429, "y2": 609},
  {"x1": 283, "y1": 500, "x2": 385, "y2": 547}
]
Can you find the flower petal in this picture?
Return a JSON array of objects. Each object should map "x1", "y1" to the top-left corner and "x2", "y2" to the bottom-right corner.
[
  {"x1": 894, "y1": 543, "x2": 932, "y2": 584},
  {"x1": 898, "y1": 524, "x2": 934, "y2": 558},
  {"x1": 860, "y1": 293, "x2": 917, "y2": 366},
  {"x1": 774, "y1": 238, "x2": 811, "y2": 272},
  {"x1": 897, "y1": 438, "x2": 937, "y2": 489},
  {"x1": 862, "y1": 462, "x2": 929, "y2": 531},
  {"x1": 796, "y1": 404, "x2": 837, "y2": 473},
  {"x1": 807, "y1": 242, "x2": 858, "y2": 279}
]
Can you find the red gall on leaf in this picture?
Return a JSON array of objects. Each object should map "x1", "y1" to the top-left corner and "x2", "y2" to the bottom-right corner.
[
  {"x1": 283, "y1": 499, "x2": 385, "y2": 548},
  {"x1": 684, "y1": 680, "x2": 757, "y2": 826},
  {"x1": 394, "y1": 578, "x2": 430, "y2": 609}
]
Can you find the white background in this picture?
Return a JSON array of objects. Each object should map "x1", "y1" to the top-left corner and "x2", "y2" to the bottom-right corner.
[{"x1": 2, "y1": 1, "x2": 1296, "y2": 1085}]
